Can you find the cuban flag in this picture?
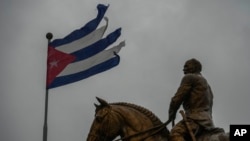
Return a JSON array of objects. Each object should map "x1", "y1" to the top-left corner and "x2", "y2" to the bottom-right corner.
[{"x1": 46, "y1": 4, "x2": 125, "y2": 89}]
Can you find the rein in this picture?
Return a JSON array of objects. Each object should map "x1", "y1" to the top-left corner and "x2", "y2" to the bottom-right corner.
[{"x1": 114, "y1": 119, "x2": 172, "y2": 141}]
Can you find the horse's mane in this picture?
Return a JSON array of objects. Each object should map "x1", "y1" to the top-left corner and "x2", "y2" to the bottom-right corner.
[{"x1": 110, "y1": 102, "x2": 163, "y2": 126}]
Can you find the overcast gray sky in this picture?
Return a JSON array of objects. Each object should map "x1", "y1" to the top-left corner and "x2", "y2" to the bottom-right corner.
[{"x1": 1, "y1": 0, "x2": 250, "y2": 141}]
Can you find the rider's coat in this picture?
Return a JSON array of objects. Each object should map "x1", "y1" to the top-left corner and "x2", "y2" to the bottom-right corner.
[{"x1": 169, "y1": 73, "x2": 214, "y2": 129}]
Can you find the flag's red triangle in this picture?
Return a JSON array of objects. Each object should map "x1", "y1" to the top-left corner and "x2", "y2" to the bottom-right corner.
[{"x1": 46, "y1": 46, "x2": 76, "y2": 87}]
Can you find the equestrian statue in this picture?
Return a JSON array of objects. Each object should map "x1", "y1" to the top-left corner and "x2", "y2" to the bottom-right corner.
[{"x1": 86, "y1": 59, "x2": 229, "y2": 141}]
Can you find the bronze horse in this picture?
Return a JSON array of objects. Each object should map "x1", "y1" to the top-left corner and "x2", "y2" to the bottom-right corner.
[
  {"x1": 87, "y1": 97, "x2": 169, "y2": 141},
  {"x1": 87, "y1": 97, "x2": 229, "y2": 141}
]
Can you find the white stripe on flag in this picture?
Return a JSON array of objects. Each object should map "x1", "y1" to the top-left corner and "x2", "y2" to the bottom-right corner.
[
  {"x1": 58, "y1": 41, "x2": 125, "y2": 76},
  {"x1": 56, "y1": 17, "x2": 108, "y2": 54}
]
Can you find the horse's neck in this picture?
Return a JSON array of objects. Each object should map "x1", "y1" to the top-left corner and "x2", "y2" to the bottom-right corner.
[
  {"x1": 116, "y1": 105, "x2": 154, "y2": 133},
  {"x1": 110, "y1": 103, "x2": 169, "y2": 141},
  {"x1": 122, "y1": 108, "x2": 153, "y2": 132},
  {"x1": 114, "y1": 106, "x2": 168, "y2": 141}
]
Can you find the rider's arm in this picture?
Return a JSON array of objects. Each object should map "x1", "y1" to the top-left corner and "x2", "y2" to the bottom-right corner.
[{"x1": 168, "y1": 74, "x2": 194, "y2": 120}]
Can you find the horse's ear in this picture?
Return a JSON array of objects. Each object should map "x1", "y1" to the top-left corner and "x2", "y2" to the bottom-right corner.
[
  {"x1": 94, "y1": 103, "x2": 99, "y2": 108},
  {"x1": 96, "y1": 97, "x2": 109, "y2": 107}
]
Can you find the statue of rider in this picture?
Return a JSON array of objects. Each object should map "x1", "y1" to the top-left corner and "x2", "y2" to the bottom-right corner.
[{"x1": 168, "y1": 58, "x2": 216, "y2": 141}]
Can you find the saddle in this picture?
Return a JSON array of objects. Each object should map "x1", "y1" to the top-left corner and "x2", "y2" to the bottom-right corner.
[{"x1": 195, "y1": 127, "x2": 225, "y2": 141}]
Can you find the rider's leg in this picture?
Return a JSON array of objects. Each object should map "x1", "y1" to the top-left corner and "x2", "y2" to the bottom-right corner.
[
  {"x1": 169, "y1": 119, "x2": 199, "y2": 141},
  {"x1": 169, "y1": 120, "x2": 186, "y2": 141}
]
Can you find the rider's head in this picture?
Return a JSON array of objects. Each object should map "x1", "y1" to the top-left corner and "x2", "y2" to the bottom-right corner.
[{"x1": 183, "y1": 58, "x2": 202, "y2": 74}]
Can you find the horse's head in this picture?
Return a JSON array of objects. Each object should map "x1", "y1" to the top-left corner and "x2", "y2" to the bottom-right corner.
[{"x1": 87, "y1": 97, "x2": 121, "y2": 141}]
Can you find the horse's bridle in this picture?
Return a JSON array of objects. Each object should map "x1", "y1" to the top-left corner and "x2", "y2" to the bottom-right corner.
[{"x1": 88, "y1": 107, "x2": 113, "y2": 141}]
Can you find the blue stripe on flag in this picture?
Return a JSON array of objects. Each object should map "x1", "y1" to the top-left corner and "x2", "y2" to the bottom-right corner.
[
  {"x1": 71, "y1": 28, "x2": 121, "y2": 62},
  {"x1": 49, "y1": 4, "x2": 108, "y2": 47},
  {"x1": 48, "y1": 54, "x2": 120, "y2": 89}
]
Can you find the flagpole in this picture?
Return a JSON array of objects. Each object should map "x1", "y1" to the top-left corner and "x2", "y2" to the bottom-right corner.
[{"x1": 43, "y1": 33, "x2": 53, "y2": 141}]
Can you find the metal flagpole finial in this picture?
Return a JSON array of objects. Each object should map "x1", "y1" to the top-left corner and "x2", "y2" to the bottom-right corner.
[{"x1": 46, "y1": 32, "x2": 53, "y2": 41}]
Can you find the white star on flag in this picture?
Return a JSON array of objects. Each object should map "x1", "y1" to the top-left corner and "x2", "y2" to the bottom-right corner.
[{"x1": 50, "y1": 60, "x2": 59, "y2": 68}]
